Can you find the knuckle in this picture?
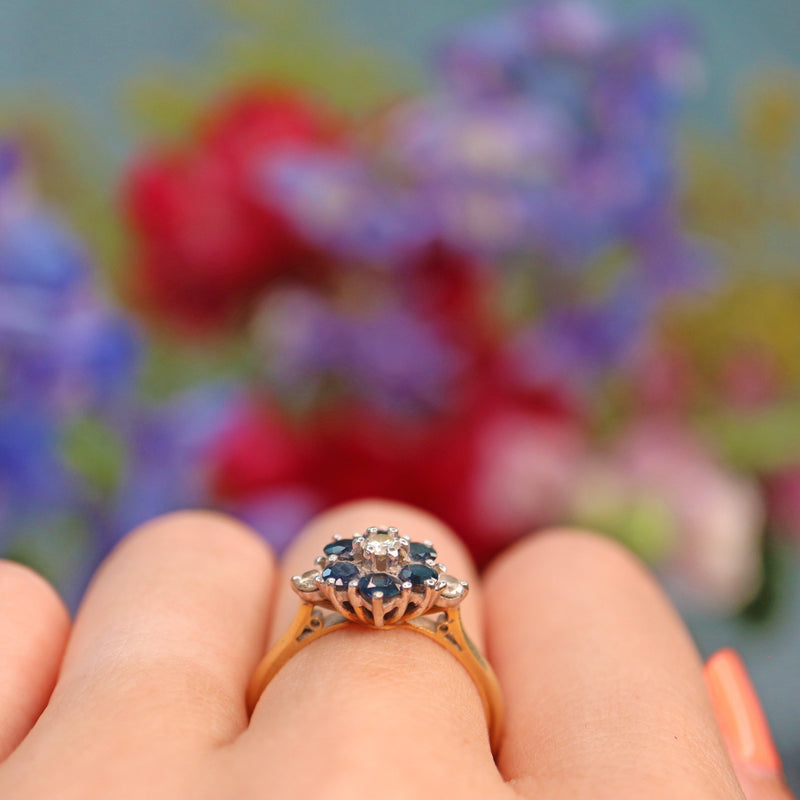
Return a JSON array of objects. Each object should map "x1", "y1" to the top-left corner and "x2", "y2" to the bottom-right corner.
[
  {"x1": 0, "y1": 559, "x2": 70, "y2": 624},
  {"x1": 309, "y1": 498, "x2": 432, "y2": 528},
  {"x1": 120, "y1": 509, "x2": 275, "y2": 568},
  {"x1": 487, "y1": 526, "x2": 654, "y2": 592}
]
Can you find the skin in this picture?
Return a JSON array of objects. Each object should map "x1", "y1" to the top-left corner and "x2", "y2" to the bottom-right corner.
[{"x1": 0, "y1": 499, "x2": 792, "y2": 800}]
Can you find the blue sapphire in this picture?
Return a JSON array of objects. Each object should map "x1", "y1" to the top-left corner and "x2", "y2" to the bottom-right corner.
[
  {"x1": 399, "y1": 563, "x2": 438, "y2": 588},
  {"x1": 321, "y1": 561, "x2": 359, "y2": 588},
  {"x1": 358, "y1": 572, "x2": 401, "y2": 600},
  {"x1": 409, "y1": 542, "x2": 437, "y2": 563},
  {"x1": 323, "y1": 539, "x2": 354, "y2": 559}
]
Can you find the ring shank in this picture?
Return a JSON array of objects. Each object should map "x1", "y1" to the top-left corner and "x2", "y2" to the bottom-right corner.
[{"x1": 247, "y1": 603, "x2": 503, "y2": 756}]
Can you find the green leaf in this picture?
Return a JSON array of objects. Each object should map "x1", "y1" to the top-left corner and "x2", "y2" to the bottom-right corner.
[
  {"x1": 4, "y1": 515, "x2": 92, "y2": 602},
  {"x1": 61, "y1": 417, "x2": 127, "y2": 496},
  {"x1": 699, "y1": 403, "x2": 800, "y2": 472},
  {"x1": 738, "y1": 530, "x2": 795, "y2": 624}
]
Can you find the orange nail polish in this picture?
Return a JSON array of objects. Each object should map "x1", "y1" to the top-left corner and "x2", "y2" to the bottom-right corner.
[{"x1": 704, "y1": 648, "x2": 782, "y2": 774}]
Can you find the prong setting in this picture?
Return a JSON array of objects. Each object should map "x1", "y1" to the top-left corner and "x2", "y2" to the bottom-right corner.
[{"x1": 290, "y1": 525, "x2": 468, "y2": 627}]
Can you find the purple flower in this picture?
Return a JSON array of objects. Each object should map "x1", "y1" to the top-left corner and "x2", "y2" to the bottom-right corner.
[
  {"x1": 264, "y1": 3, "x2": 700, "y2": 277},
  {"x1": 523, "y1": 1, "x2": 613, "y2": 56},
  {"x1": 439, "y1": 2, "x2": 612, "y2": 100},
  {"x1": 0, "y1": 214, "x2": 87, "y2": 293},
  {"x1": 0, "y1": 140, "x2": 19, "y2": 184},
  {"x1": 110, "y1": 385, "x2": 238, "y2": 540},
  {"x1": 251, "y1": 1, "x2": 708, "y2": 405},
  {"x1": 0, "y1": 407, "x2": 72, "y2": 544},
  {"x1": 261, "y1": 152, "x2": 432, "y2": 266},
  {"x1": 252, "y1": 289, "x2": 466, "y2": 415},
  {"x1": 232, "y1": 487, "x2": 322, "y2": 554},
  {"x1": 507, "y1": 278, "x2": 652, "y2": 393},
  {"x1": 0, "y1": 141, "x2": 145, "y2": 590},
  {"x1": 629, "y1": 210, "x2": 716, "y2": 294},
  {"x1": 0, "y1": 151, "x2": 142, "y2": 418}
]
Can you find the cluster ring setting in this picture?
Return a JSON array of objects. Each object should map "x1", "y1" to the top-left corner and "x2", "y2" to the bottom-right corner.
[
  {"x1": 293, "y1": 525, "x2": 468, "y2": 627},
  {"x1": 246, "y1": 524, "x2": 504, "y2": 756}
]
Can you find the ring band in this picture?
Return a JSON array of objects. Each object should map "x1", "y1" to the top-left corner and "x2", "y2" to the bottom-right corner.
[{"x1": 246, "y1": 525, "x2": 503, "y2": 755}]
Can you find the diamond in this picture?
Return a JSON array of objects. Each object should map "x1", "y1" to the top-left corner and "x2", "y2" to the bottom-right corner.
[
  {"x1": 440, "y1": 573, "x2": 466, "y2": 600},
  {"x1": 362, "y1": 528, "x2": 402, "y2": 557},
  {"x1": 294, "y1": 569, "x2": 321, "y2": 593}
]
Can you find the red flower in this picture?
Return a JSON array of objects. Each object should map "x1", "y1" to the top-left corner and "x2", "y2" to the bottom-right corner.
[
  {"x1": 403, "y1": 242, "x2": 496, "y2": 357},
  {"x1": 303, "y1": 404, "x2": 422, "y2": 502},
  {"x1": 632, "y1": 346, "x2": 692, "y2": 413},
  {"x1": 126, "y1": 152, "x2": 293, "y2": 328},
  {"x1": 208, "y1": 400, "x2": 308, "y2": 501},
  {"x1": 417, "y1": 384, "x2": 584, "y2": 562},
  {"x1": 199, "y1": 88, "x2": 341, "y2": 179},
  {"x1": 719, "y1": 348, "x2": 780, "y2": 411},
  {"x1": 124, "y1": 89, "x2": 339, "y2": 332},
  {"x1": 765, "y1": 464, "x2": 800, "y2": 544},
  {"x1": 298, "y1": 377, "x2": 584, "y2": 564}
]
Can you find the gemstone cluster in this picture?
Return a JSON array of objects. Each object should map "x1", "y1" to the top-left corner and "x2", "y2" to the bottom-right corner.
[{"x1": 291, "y1": 525, "x2": 468, "y2": 627}]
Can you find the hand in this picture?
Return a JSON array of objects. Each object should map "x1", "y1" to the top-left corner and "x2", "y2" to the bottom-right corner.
[{"x1": 0, "y1": 501, "x2": 791, "y2": 799}]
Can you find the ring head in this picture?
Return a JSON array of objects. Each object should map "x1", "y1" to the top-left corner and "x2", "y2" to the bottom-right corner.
[{"x1": 291, "y1": 525, "x2": 469, "y2": 627}]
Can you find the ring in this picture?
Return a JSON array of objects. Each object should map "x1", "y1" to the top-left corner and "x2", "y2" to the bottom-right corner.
[{"x1": 247, "y1": 525, "x2": 504, "y2": 755}]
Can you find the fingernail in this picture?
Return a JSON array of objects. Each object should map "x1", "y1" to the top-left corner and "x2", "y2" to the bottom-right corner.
[{"x1": 704, "y1": 648, "x2": 782, "y2": 775}]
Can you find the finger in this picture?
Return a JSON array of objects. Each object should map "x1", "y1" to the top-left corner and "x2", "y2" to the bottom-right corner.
[
  {"x1": 242, "y1": 500, "x2": 505, "y2": 799},
  {"x1": 705, "y1": 649, "x2": 795, "y2": 800},
  {"x1": 0, "y1": 561, "x2": 70, "y2": 760},
  {"x1": 484, "y1": 529, "x2": 746, "y2": 800},
  {"x1": 9, "y1": 511, "x2": 276, "y2": 766}
]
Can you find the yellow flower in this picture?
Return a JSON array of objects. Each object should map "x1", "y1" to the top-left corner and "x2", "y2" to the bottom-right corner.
[{"x1": 739, "y1": 71, "x2": 800, "y2": 158}]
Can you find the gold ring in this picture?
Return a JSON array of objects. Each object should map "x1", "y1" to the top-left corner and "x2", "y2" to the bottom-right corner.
[{"x1": 247, "y1": 525, "x2": 503, "y2": 755}]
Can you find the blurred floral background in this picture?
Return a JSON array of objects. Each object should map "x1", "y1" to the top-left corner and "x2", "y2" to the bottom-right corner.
[{"x1": 1, "y1": 0, "x2": 799, "y2": 782}]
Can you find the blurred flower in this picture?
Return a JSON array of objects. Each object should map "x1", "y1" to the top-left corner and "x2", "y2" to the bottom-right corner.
[
  {"x1": 400, "y1": 241, "x2": 496, "y2": 356},
  {"x1": 208, "y1": 396, "x2": 307, "y2": 502},
  {"x1": 0, "y1": 223, "x2": 140, "y2": 418},
  {"x1": 301, "y1": 401, "x2": 424, "y2": 506},
  {"x1": 718, "y1": 348, "x2": 781, "y2": 411},
  {"x1": 0, "y1": 144, "x2": 141, "y2": 419},
  {"x1": 506, "y1": 282, "x2": 650, "y2": 391},
  {"x1": 739, "y1": 72, "x2": 800, "y2": 158},
  {"x1": 467, "y1": 402, "x2": 586, "y2": 559},
  {"x1": 124, "y1": 90, "x2": 337, "y2": 332},
  {"x1": 199, "y1": 89, "x2": 341, "y2": 178},
  {"x1": 252, "y1": 0, "x2": 703, "y2": 293},
  {"x1": 439, "y1": 1, "x2": 613, "y2": 99},
  {"x1": 0, "y1": 407, "x2": 72, "y2": 537},
  {"x1": 261, "y1": 151, "x2": 432, "y2": 266},
  {"x1": 294, "y1": 381, "x2": 584, "y2": 563},
  {"x1": 4, "y1": 0, "x2": 788, "y2": 618},
  {"x1": 571, "y1": 419, "x2": 764, "y2": 610},
  {"x1": 765, "y1": 465, "x2": 800, "y2": 544},
  {"x1": 244, "y1": 0, "x2": 708, "y2": 405},
  {"x1": 111, "y1": 385, "x2": 237, "y2": 539},
  {"x1": 631, "y1": 345, "x2": 693, "y2": 413},
  {"x1": 251, "y1": 288, "x2": 467, "y2": 415},
  {"x1": 0, "y1": 141, "x2": 143, "y2": 589},
  {"x1": 126, "y1": 151, "x2": 303, "y2": 330},
  {"x1": 232, "y1": 486, "x2": 322, "y2": 554}
]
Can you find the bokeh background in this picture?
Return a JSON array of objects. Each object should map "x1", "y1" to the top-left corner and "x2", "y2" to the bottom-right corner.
[{"x1": 1, "y1": 0, "x2": 798, "y2": 785}]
